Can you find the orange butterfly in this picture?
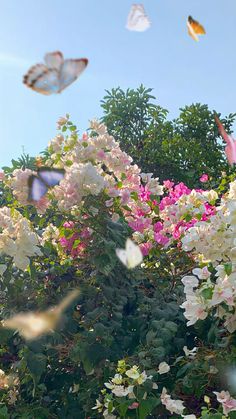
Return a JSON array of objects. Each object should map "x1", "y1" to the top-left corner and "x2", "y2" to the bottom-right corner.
[{"x1": 187, "y1": 16, "x2": 206, "y2": 41}]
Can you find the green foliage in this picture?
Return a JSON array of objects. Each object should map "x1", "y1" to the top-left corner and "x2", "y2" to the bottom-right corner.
[
  {"x1": 101, "y1": 86, "x2": 236, "y2": 187},
  {"x1": 1, "y1": 105, "x2": 236, "y2": 418}
]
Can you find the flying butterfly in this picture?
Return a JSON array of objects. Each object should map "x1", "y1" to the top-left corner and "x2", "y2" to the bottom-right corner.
[
  {"x1": 215, "y1": 116, "x2": 236, "y2": 166},
  {"x1": 28, "y1": 167, "x2": 65, "y2": 202},
  {"x1": 126, "y1": 4, "x2": 151, "y2": 32},
  {"x1": 116, "y1": 238, "x2": 143, "y2": 269},
  {"x1": 2, "y1": 289, "x2": 80, "y2": 340},
  {"x1": 187, "y1": 16, "x2": 206, "y2": 41},
  {"x1": 23, "y1": 51, "x2": 88, "y2": 95}
]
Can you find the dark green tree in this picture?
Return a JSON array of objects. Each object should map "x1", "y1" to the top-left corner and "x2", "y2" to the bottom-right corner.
[{"x1": 101, "y1": 86, "x2": 236, "y2": 187}]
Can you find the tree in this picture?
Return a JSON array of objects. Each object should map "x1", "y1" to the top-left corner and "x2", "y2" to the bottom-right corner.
[{"x1": 101, "y1": 86, "x2": 236, "y2": 187}]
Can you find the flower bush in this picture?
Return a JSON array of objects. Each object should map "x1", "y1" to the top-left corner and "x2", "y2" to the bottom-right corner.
[{"x1": 0, "y1": 115, "x2": 236, "y2": 418}]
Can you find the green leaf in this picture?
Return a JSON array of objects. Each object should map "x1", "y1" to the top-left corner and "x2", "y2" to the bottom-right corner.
[
  {"x1": 25, "y1": 351, "x2": 47, "y2": 395},
  {"x1": 176, "y1": 363, "x2": 192, "y2": 378},
  {"x1": 224, "y1": 262, "x2": 232, "y2": 276},
  {"x1": 0, "y1": 405, "x2": 9, "y2": 419},
  {"x1": 138, "y1": 398, "x2": 160, "y2": 419},
  {"x1": 201, "y1": 288, "x2": 213, "y2": 299},
  {"x1": 117, "y1": 400, "x2": 132, "y2": 417}
]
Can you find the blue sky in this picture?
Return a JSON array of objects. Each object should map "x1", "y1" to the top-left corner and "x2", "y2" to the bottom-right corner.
[{"x1": 0, "y1": 0, "x2": 235, "y2": 166}]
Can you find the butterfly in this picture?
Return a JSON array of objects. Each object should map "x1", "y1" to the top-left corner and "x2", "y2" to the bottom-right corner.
[
  {"x1": 126, "y1": 4, "x2": 151, "y2": 32},
  {"x1": 28, "y1": 167, "x2": 65, "y2": 202},
  {"x1": 215, "y1": 116, "x2": 236, "y2": 166},
  {"x1": 116, "y1": 238, "x2": 143, "y2": 269},
  {"x1": 2, "y1": 289, "x2": 80, "y2": 340},
  {"x1": 187, "y1": 16, "x2": 206, "y2": 41},
  {"x1": 23, "y1": 51, "x2": 88, "y2": 95}
]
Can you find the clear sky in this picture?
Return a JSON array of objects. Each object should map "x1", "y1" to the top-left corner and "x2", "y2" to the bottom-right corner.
[{"x1": 0, "y1": 0, "x2": 235, "y2": 166}]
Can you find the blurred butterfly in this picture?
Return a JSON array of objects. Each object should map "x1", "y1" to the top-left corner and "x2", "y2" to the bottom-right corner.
[
  {"x1": 2, "y1": 289, "x2": 80, "y2": 340},
  {"x1": 187, "y1": 16, "x2": 206, "y2": 41},
  {"x1": 126, "y1": 4, "x2": 151, "y2": 32},
  {"x1": 28, "y1": 167, "x2": 65, "y2": 202},
  {"x1": 116, "y1": 238, "x2": 143, "y2": 269},
  {"x1": 23, "y1": 51, "x2": 88, "y2": 95},
  {"x1": 215, "y1": 116, "x2": 236, "y2": 166}
]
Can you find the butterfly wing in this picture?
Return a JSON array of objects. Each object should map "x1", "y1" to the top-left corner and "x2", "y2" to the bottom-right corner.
[
  {"x1": 38, "y1": 168, "x2": 65, "y2": 187},
  {"x1": 58, "y1": 58, "x2": 88, "y2": 92},
  {"x1": 44, "y1": 51, "x2": 64, "y2": 70},
  {"x1": 116, "y1": 248, "x2": 128, "y2": 267},
  {"x1": 23, "y1": 63, "x2": 60, "y2": 94},
  {"x1": 126, "y1": 4, "x2": 151, "y2": 32},
  {"x1": 28, "y1": 175, "x2": 48, "y2": 201},
  {"x1": 3, "y1": 312, "x2": 51, "y2": 340},
  {"x1": 215, "y1": 116, "x2": 236, "y2": 165},
  {"x1": 187, "y1": 16, "x2": 206, "y2": 41},
  {"x1": 126, "y1": 238, "x2": 143, "y2": 269}
]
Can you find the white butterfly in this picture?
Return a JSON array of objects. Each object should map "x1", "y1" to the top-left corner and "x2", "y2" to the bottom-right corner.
[
  {"x1": 116, "y1": 238, "x2": 143, "y2": 269},
  {"x1": 126, "y1": 4, "x2": 151, "y2": 32},
  {"x1": 23, "y1": 51, "x2": 88, "y2": 95},
  {"x1": 2, "y1": 289, "x2": 79, "y2": 340}
]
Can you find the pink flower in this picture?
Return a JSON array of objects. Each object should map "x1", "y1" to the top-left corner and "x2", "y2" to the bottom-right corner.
[
  {"x1": 163, "y1": 180, "x2": 174, "y2": 190},
  {"x1": 96, "y1": 149, "x2": 106, "y2": 160},
  {"x1": 139, "y1": 242, "x2": 153, "y2": 256},
  {"x1": 154, "y1": 232, "x2": 169, "y2": 246},
  {"x1": 214, "y1": 391, "x2": 236, "y2": 415},
  {"x1": 153, "y1": 221, "x2": 163, "y2": 233},
  {"x1": 120, "y1": 190, "x2": 130, "y2": 205},
  {"x1": 80, "y1": 227, "x2": 92, "y2": 239},
  {"x1": 128, "y1": 217, "x2": 152, "y2": 233},
  {"x1": 139, "y1": 185, "x2": 151, "y2": 202},
  {"x1": 159, "y1": 196, "x2": 176, "y2": 210},
  {"x1": 128, "y1": 402, "x2": 139, "y2": 410},
  {"x1": 0, "y1": 171, "x2": 5, "y2": 181},
  {"x1": 63, "y1": 221, "x2": 75, "y2": 228},
  {"x1": 170, "y1": 182, "x2": 191, "y2": 199},
  {"x1": 200, "y1": 174, "x2": 209, "y2": 183},
  {"x1": 35, "y1": 196, "x2": 50, "y2": 213}
]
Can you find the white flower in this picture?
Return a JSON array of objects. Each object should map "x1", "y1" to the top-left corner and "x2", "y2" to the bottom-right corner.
[
  {"x1": 112, "y1": 374, "x2": 123, "y2": 385},
  {"x1": 126, "y1": 365, "x2": 140, "y2": 379},
  {"x1": 192, "y1": 267, "x2": 211, "y2": 280},
  {"x1": 181, "y1": 276, "x2": 199, "y2": 295},
  {"x1": 92, "y1": 399, "x2": 103, "y2": 412},
  {"x1": 158, "y1": 362, "x2": 170, "y2": 375},
  {"x1": 161, "y1": 387, "x2": 185, "y2": 415},
  {"x1": 112, "y1": 385, "x2": 134, "y2": 397},
  {"x1": 180, "y1": 294, "x2": 208, "y2": 326}
]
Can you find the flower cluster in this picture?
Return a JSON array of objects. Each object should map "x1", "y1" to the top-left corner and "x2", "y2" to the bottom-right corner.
[
  {"x1": 161, "y1": 387, "x2": 185, "y2": 415},
  {"x1": 93, "y1": 360, "x2": 158, "y2": 418},
  {"x1": 180, "y1": 180, "x2": 236, "y2": 332},
  {"x1": 123, "y1": 179, "x2": 217, "y2": 256},
  {"x1": 10, "y1": 168, "x2": 50, "y2": 213},
  {"x1": 213, "y1": 391, "x2": 236, "y2": 416},
  {"x1": 59, "y1": 221, "x2": 92, "y2": 258},
  {"x1": 0, "y1": 207, "x2": 42, "y2": 270}
]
